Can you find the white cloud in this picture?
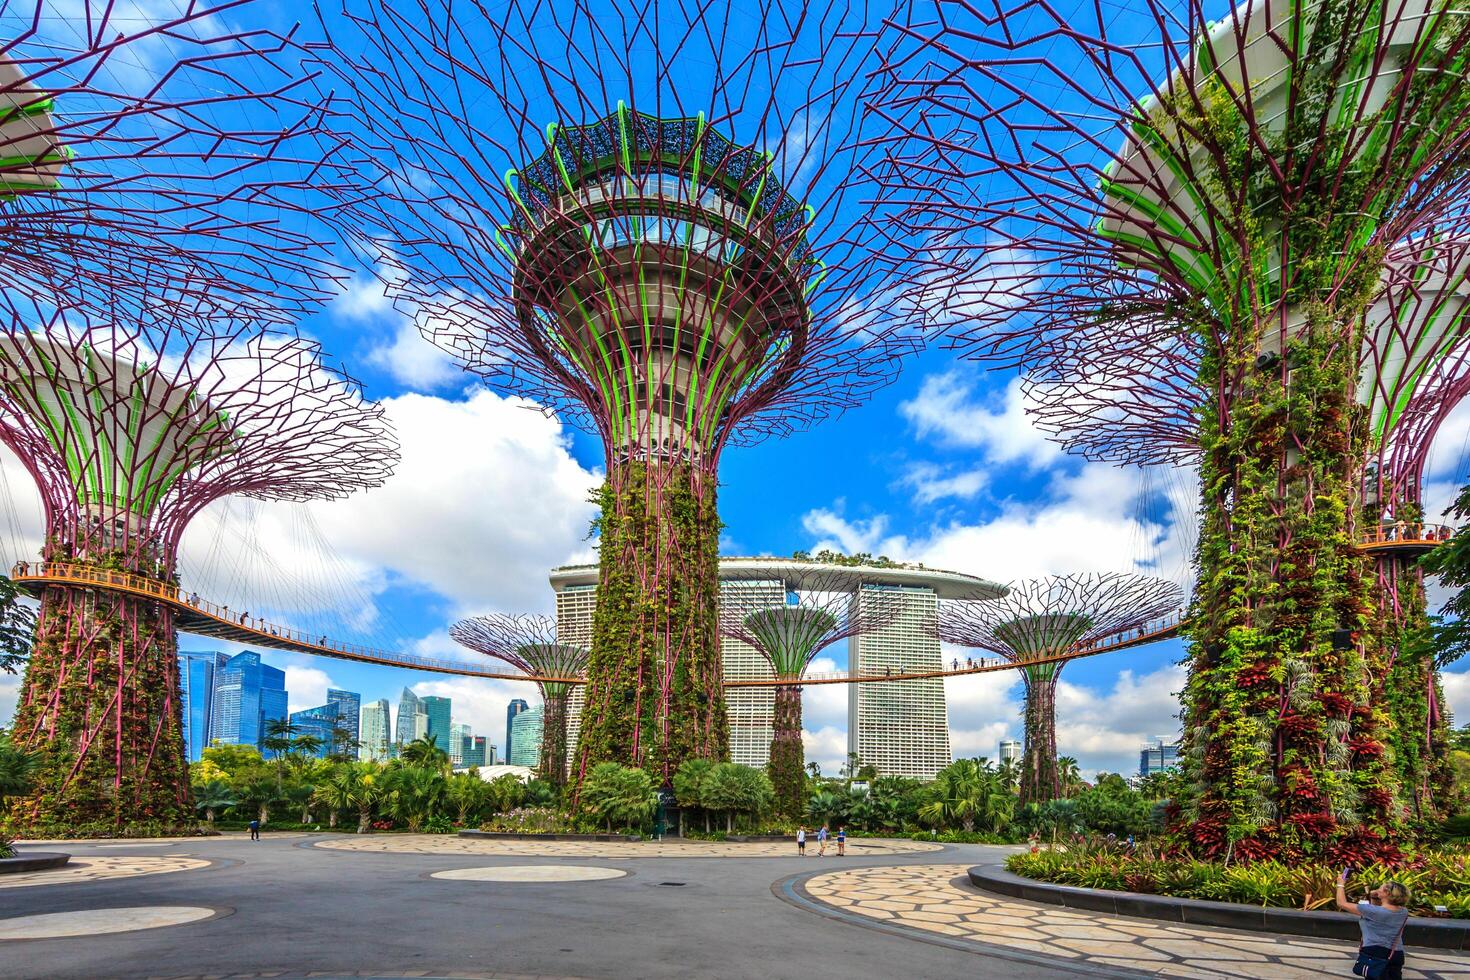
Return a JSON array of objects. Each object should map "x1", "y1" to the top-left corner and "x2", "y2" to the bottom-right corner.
[
  {"x1": 1053, "y1": 665, "x2": 1186, "y2": 778},
  {"x1": 285, "y1": 665, "x2": 335, "y2": 715},
  {"x1": 363, "y1": 317, "x2": 464, "y2": 392},
  {"x1": 900, "y1": 372, "x2": 1061, "y2": 469},
  {"x1": 1440, "y1": 668, "x2": 1470, "y2": 728},
  {"x1": 802, "y1": 725, "x2": 848, "y2": 776},
  {"x1": 0, "y1": 671, "x2": 19, "y2": 730},
  {"x1": 897, "y1": 462, "x2": 988, "y2": 505}
]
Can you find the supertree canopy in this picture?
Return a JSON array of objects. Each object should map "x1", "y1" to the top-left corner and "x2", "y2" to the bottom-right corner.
[
  {"x1": 1, "y1": 301, "x2": 396, "y2": 833},
  {"x1": 938, "y1": 574, "x2": 1182, "y2": 806},
  {"x1": 718, "y1": 571, "x2": 898, "y2": 818},
  {"x1": 887, "y1": 0, "x2": 1470, "y2": 854},
  {"x1": 314, "y1": 0, "x2": 927, "y2": 785},
  {"x1": 450, "y1": 614, "x2": 589, "y2": 789},
  {"x1": 1, "y1": 1, "x2": 346, "y2": 322}
]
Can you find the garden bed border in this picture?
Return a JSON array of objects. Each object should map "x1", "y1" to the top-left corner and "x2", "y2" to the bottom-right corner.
[
  {"x1": 459, "y1": 830, "x2": 642, "y2": 843},
  {"x1": 0, "y1": 851, "x2": 71, "y2": 875},
  {"x1": 968, "y1": 865, "x2": 1470, "y2": 950}
]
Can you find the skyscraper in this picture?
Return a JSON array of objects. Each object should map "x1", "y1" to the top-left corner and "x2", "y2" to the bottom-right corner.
[
  {"x1": 328, "y1": 689, "x2": 361, "y2": 758},
  {"x1": 289, "y1": 702, "x2": 339, "y2": 759},
  {"x1": 505, "y1": 698, "x2": 529, "y2": 767},
  {"x1": 450, "y1": 722, "x2": 472, "y2": 767},
  {"x1": 394, "y1": 687, "x2": 424, "y2": 751},
  {"x1": 422, "y1": 696, "x2": 452, "y2": 756},
  {"x1": 360, "y1": 699, "x2": 392, "y2": 762},
  {"x1": 509, "y1": 705, "x2": 544, "y2": 768},
  {"x1": 1139, "y1": 736, "x2": 1180, "y2": 777},
  {"x1": 999, "y1": 740, "x2": 1022, "y2": 766},
  {"x1": 209, "y1": 651, "x2": 287, "y2": 754},
  {"x1": 462, "y1": 735, "x2": 487, "y2": 768},
  {"x1": 178, "y1": 651, "x2": 227, "y2": 762}
]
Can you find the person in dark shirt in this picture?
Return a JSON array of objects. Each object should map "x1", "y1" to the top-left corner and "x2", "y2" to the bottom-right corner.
[{"x1": 1336, "y1": 870, "x2": 1409, "y2": 980}]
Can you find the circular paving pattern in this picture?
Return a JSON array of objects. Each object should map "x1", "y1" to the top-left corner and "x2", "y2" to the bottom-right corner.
[
  {"x1": 314, "y1": 834, "x2": 940, "y2": 859},
  {"x1": 431, "y1": 865, "x2": 627, "y2": 882},
  {"x1": 0, "y1": 906, "x2": 217, "y2": 940},
  {"x1": 795, "y1": 864, "x2": 1470, "y2": 979},
  {"x1": 0, "y1": 855, "x2": 211, "y2": 889}
]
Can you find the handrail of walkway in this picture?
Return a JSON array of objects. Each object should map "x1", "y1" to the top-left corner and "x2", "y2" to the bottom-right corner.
[
  {"x1": 9, "y1": 560, "x2": 1186, "y2": 687},
  {"x1": 1358, "y1": 522, "x2": 1455, "y2": 549}
]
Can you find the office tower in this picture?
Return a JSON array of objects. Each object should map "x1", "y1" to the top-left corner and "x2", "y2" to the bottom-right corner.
[
  {"x1": 360, "y1": 699, "x2": 392, "y2": 762},
  {"x1": 422, "y1": 696, "x2": 452, "y2": 756},
  {"x1": 328, "y1": 689, "x2": 361, "y2": 758},
  {"x1": 178, "y1": 651, "x2": 227, "y2": 762},
  {"x1": 847, "y1": 584, "x2": 951, "y2": 780},
  {"x1": 395, "y1": 687, "x2": 424, "y2": 750},
  {"x1": 289, "y1": 702, "x2": 339, "y2": 759},
  {"x1": 505, "y1": 698, "x2": 530, "y2": 767},
  {"x1": 509, "y1": 705, "x2": 544, "y2": 768},
  {"x1": 1139, "y1": 736, "x2": 1180, "y2": 777},
  {"x1": 462, "y1": 736, "x2": 487, "y2": 768},
  {"x1": 999, "y1": 740, "x2": 1022, "y2": 766},
  {"x1": 450, "y1": 722, "x2": 472, "y2": 767},
  {"x1": 209, "y1": 652, "x2": 287, "y2": 754}
]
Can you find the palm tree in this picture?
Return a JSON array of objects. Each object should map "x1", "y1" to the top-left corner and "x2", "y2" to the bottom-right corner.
[
  {"x1": 193, "y1": 779, "x2": 237, "y2": 825},
  {"x1": 806, "y1": 788, "x2": 847, "y2": 828},
  {"x1": 484, "y1": 773, "x2": 525, "y2": 815},
  {"x1": 0, "y1": 735, "x2": 38, "y2": 857},
  {"x1": 398, "y1": 735, "x2": 450, "y2": 771},
  {"x1": 579, "y1": 763, "x2": 656, "y2": 833},
  {"x1": 1057, "y1": 757, "x2": 1083, "y2": 797},
  {"x1": 918, "y1": 758, "x2": 1013, "y2": 834},
  {"x1": 290, "y1": 733, "x2": 325, "y2": 762},
  {"x1": 446, "y1": 772, "x2": 489, "y2": 825},
  {"x1": 997, "y1": 758, "x2": 1021, "y2": 795},
  {"x1": 385, "y1": 765, "x2": 445, "y2": 831},
  {"x1": 261, "y1": 719, "x2": 298, "y2": 790},
  {"x1": 313, "y1": 764, "x2": 380, "y2": 829}
]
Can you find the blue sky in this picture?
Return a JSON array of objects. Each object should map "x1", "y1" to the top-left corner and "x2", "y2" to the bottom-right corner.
[{"x1": 4, "y1": 0, "x2": 1470, "y2": 778}]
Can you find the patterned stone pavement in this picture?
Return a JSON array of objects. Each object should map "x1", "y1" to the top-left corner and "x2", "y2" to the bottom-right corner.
[
  {"x1": 0, "y1": 855, "x2": 211, "y2": 889},
  {"x1": 798, "y1": 863, "x2": 1470, "y2": 979},
  {"x1": 313, "y1": 834, "x2": 942, "y2": 859}
]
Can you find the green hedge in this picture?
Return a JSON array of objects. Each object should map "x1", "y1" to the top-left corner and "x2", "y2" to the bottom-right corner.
[{"x1": 1007, "y1": 848, "x2": 1470, "y2": 917}]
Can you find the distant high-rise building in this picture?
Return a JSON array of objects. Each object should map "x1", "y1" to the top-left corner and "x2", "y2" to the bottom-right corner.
[
  {"x1": 209, "y1": 652, "x2": 287, "y2": 754},
  {"x1": 394, "y1": 687, "x2": 424, "y2": 751},
  {"x1": 999, "y1": 740, "x2": 1022, "y2": 766},
  {"x1": 289, "y1": 702, "x2": 339, "y2": 758},
  {"x1": 450, "y1": 722, "x2": 472, "y2": 766},
  {"x1": 328, "y1": 689, "x2": 361, "y2": 758},
  {"x1": 360, "y1": 699, "x2": 392, "y2": 762},
  {"x1": 505, "y1": 698, "x2": 529, "y2": 766},
  {"x1": 509, "y1": 705, "x2": 544, "y2": 767},
  {"x1": 1139, "y1": 736, "x2": 1180, "y2": 777},
  {"x1": 422, "y1": 696, "x2": 452, "y2": 756},
  {"x1": 178, "y1": 651, "x2": 227, "y2": 762},
  {"x1": 462, "y1": 735, "x2": 487, "y2": 768}
]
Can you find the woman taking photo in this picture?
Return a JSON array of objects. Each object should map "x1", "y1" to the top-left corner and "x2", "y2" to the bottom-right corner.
[{"x1": 1335, "y1": 870, "x2": 1410, "y2": 979}]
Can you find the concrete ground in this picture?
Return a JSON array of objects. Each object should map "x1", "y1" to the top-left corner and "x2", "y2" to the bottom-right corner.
[
  {"x1": 0, "y1": 834, "x2": 1084, "y2": 980},
  {"x1": 3, "y1": 833, "x2": 1467, "y2": 979}
]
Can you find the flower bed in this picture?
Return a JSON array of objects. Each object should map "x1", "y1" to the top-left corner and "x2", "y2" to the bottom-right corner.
[{"x1": 1006, "y1": 848, "x2": 1470, "y2": 918}]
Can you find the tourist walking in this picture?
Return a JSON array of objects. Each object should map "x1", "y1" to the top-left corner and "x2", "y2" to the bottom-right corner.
[
  {"x1": 1337, "y1": 869, "x2": 1409, "y2": 979},
  {"x1": 837, "y1": 826, "x2": 846, "y2": 856},
  {"x1": 817, "y1": 825, "x2": 829, "y2": 856},
  {"x1": 796, "y1": 826, "x2": 806, "y2": 856},
  {"x1": 248, "y1": 818, "x2": 260, "y2": 841}
]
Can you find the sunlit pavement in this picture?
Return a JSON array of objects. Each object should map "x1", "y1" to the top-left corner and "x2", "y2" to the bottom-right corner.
[{"x1": 0, "y1": 835, "x2": 1461, "y2": 979}]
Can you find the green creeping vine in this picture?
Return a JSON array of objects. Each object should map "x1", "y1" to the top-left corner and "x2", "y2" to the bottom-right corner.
[{"x1": 573, "y1": 459, "x2": 727, "y2": 788}]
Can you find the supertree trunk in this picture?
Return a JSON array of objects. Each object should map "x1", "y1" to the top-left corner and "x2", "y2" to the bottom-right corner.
[
  {"x1": 7, "y1": 581, "x2": 191, "y2": 834},
  {"x1": 767, "y1": 684, "x2": 806, "y2": 820},
  {"x1": 1181, "y1": 307, "x2": 1398, "y2": 861},
  {"x1": 575, "y1": 459, "x2": 726, "y2": 785},
  {"x1": 1376, "y1": 561, "x2": 1451, "y2": 823},
  {"x1": 540, "y1": 689, "x2": 570, "y2": 790},
  {"x1": 1020, "y1": 672, "x2": 1060, "y2": 807}
]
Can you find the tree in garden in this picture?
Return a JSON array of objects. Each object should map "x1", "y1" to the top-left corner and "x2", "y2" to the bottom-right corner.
[
  {"x1": 889, "y1": 0, "x2": 1470, "y2": 855},
  {"x1": 398, "y1": 736, "x2": 450, "y2": 772},
  {"x1": 384, "y1": 766, "x2": 446, "y2": 832},
  {"x1": 313, "y1": 0, "x2": 936, "y2": 785},
  {"x1": 446, "y1": 772, "x2": 490, "y2": 826},
  {"x1": 0, "y1": 735, "x2": 38, "y2": 857},
  {"x1": 451, "y1": 615, "x2": 588, "y2": 790},
  {"x1": 579, "y1": 763, "x2": 656, "y2": 834},
  {"x1": 917, "y1": 758, "x2": 1014, "y2": 835},
  {"x1": 719, "y1": 571, "x2": 898, "y2": 818},
  {"x1": 699, "y1": 762, "x2": 774, "y2": 833},
  {"x1": 940, "y1": 575, "x2": 1181, "y2": 805},
  {"x1": 192, "y1": 780, "x2": 236, "y2": 826},
  {"x1": 673, "y1": 758, "x2": 714, "y2": 834},
  {"x1": 0, "y1": 576, "x2": 35, "y2": 675}
]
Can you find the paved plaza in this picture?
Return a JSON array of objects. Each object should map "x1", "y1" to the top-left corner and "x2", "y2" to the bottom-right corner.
[{"x1": 0, "y1": 834, "x2": 1466, "y2": 978}]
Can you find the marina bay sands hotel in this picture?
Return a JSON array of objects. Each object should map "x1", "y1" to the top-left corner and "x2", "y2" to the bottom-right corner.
[{"x1": 549, "y1": 558, "x2": 1004, "y2": 780}]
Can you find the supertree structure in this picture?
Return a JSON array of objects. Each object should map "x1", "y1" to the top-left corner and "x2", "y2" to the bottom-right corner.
[
  {"x1": 718, "y1": 571, "x2": 899, "y2": 818},
  {"x1": 1, "y1": 1, "x2": 345, "y2": 322},
  {"x1": 450, "y1": 614, "x2": 589, "y2": 790},
  {"x1": 886, "y1": 0, "x2": 1470, "y2": 855},
  {"x1": 313, "y1": 0, "x2": 927, "y2": 785},
  {"x1": 938, "y1": 574, "x2": 1182, "y2": 805},
  {"x1": 2, "y1": 301, "x2": 396, "y2": 833}
]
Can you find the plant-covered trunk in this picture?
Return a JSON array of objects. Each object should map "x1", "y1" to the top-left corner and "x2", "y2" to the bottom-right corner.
[
  {"x1": 767, "y1": 685, "x2": 807, "y2": 820},
  {"x1": 1019, "y1": 672, "x2": 1059, "y2": 807},
  {"x1": 574, "y1": 461, "x2": 726, "y2": 789},
  {"x1": 726, "y1": 811, "x2": 732, "y2": 833},
  {"x1": 7, "y1": 580, "x2": 192, "y2": 834},
  {"x1": 541, "y1": 688, "x2": 570, "y2": 789},
  {"x1": 205, "y1": 808, "x2": 216, "y2": 823},
  {"x1": 258, "y1": 802, "x2": 270, "y2": 823},
  {"x1": 1376, "y1": 557, "x2": 1451, "y2": 821},
  {"x1": 328, "y1": 810, "x2": 338, "y2": 828},
  {"x1": 1180, "y1": 301, "x2": 1398, "y2": 861},
  {"x1": 357, "y1": 808, "x2": 371, "y2": 834}
]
